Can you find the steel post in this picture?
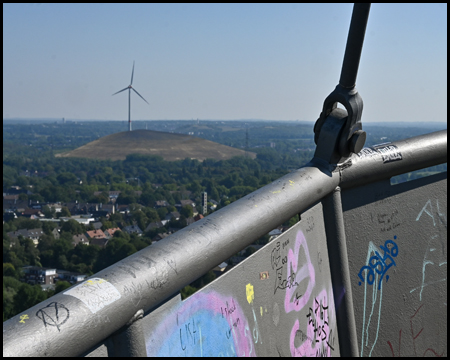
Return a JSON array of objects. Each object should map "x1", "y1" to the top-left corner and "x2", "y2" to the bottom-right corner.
[
  {"x1": 339, "y1": 3, "x2": 371, "y2": 89},
  {"x1": 323, "y1": 186, "x2": 359, "y2": 357}
]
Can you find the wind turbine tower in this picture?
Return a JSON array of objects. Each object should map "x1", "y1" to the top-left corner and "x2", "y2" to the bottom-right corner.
[{"x1": 112, "y1": 61, "x2": 149, "y2": 131}]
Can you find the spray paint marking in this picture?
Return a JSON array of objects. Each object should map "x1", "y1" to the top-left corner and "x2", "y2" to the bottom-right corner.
[
  {"x1": 19, "y1": 314, "x2": 29, "y2": 324},
  {"x1": 290, "y1": 289, "x2": 334, "y2": 357},
  {"x1": 147, "y1": 292, "x2": 254, "y2": 357},
  {"x1": 411, "y1": 199, "x2": 447, "y2": 301},
  {"x1": 358, "y1": 237, "x2": 398, "y2": 290},
  {"x1": 284, "y1": 230, "x2": 315, "y2": 313},
  {"x1": 360, "y1": 241, "x2": 386, "y2": 357},
  {"x1": 246, "y1": 283, "x2": 254, "y2": 305}
]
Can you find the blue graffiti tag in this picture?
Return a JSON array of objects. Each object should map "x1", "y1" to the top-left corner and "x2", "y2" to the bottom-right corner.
[{"x1": 358, "y1": 237, "x2": 398, "y2": 289}]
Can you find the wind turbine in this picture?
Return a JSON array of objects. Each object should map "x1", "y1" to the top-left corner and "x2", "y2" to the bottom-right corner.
[{"x1": 112, "y1": 61, "x2": 149, "y2": 131}]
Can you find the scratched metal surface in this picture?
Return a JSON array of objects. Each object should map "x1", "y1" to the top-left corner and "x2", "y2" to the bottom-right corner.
[
  {"x1": 342, "y1": 171, "x2": 447, "y2": 357},
  {"x1": 143, "y1": 202, "x2": 340, "y2": 357}
]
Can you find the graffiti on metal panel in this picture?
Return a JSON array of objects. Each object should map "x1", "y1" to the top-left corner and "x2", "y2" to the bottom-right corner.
[
  {"x1": 410, "y1": 199, "x2": 447, "y2": 301},
  {"x1": 283, "y1": 230, "x2": 315, "y2": 312},
  {"x1": 290, "y1": 290, "x2": 335, "y2": 357},
  {"x1": 358, "y1": 237, "x2": 398, "y2": 290},
  {"x1": 376, "y1": 209, "x2": 401, "y2": 233},
  {"x1": 387, "y1": 304, "x2": 446, "y2": 357},
  {"x1": 36, "y1": 302, "x2": 69, "y2": 332},
  {"x1": 272, "y1": 237, "x2": 302, "y2": 295},
  {"x1": 306, "y1": 297, "x2": 335, "y2": 351},
  {"x1": 359, "y1": 238, "x2": 398, "y2": 357},
  {"x1": 146, "y1": 292, "x2": 255, "y2": 357},
  {"x1": 279, "y1": 230, "x2": 336, "y2": 356}
]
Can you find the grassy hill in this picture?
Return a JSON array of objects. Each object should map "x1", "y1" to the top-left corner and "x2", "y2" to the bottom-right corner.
[{"x1": 56, "y1": 129, "x2": 256, "y2": 161}]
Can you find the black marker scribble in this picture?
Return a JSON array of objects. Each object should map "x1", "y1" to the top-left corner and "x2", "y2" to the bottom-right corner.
[{"x1": 36, "y1": 302, "x2": 69, "y2": 332}]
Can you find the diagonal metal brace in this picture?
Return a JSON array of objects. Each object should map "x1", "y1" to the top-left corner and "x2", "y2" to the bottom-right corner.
[{"x1": 314, "y1": 4, "x2": 371, "y2": 164}]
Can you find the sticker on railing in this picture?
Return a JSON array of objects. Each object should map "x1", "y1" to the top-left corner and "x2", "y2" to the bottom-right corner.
[
  {"x1": 63, "y1": 278, "x2": 121, "y2": 314},
  {"x1": 357, "y1": 143, "x2": 402, "y2": 163},
  {"x1": 373, "y1": 144, "x2": 402, "y2": 163}
]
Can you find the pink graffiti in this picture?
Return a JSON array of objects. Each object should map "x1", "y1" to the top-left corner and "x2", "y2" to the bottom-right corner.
[
  {"x1": 148, "y1": 291, "x2": 254, "y2": 356},
  {"x1": 284, "y1": 230, "x2": 315, "y2": 313},
  {"x1": 290, "y1": 289, "x2": 332, "y2": 357}
]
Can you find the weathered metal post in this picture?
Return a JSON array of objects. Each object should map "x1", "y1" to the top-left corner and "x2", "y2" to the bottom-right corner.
[
  {"x1": 313, "y1": 3, "x2": 371, "y2": 357},
  {"x1": 323, "y1": 187, "x2": 359, "y2": 357}
]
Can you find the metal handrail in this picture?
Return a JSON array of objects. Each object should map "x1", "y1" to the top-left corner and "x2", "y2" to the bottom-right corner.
[{"x1": 3, "y1": 129, "x2": 447, "y2": 357}]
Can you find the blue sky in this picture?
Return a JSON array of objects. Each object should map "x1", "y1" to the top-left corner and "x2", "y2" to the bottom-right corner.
[{"x1": 3, "y1": 3, "x2": 447, "y2": 123}]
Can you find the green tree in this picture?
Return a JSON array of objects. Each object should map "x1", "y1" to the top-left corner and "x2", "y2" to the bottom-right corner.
[
  {"x1": 157, "y1": 207, "x2": 168, "y2": 220},
  {"x1": 3, "y1": 263, "x2": 19, "y2": 279},
  {"x1": 42, "y1": 205, "x2": 56, "y2": 219},
  {"x1": 180, "y1": 285, "x2": 197, "y2": 300},
  {"x1": 57, "y1": 172, "x2": 78, "y2": 185},
  {"x1": 180, "y1": 205, "x2": 193, "y2": 219},
  {"x1": 93, "y1": 238, "x2": 137, "y2": 273},
  {"x1": 42, "y1": 221, "x2": 57, "y2": 235},
  {"x1": 54, "y1": 281, "x2": 72, "y2": 294},
  {"x1": 60, "y1": 219, "x2": 85, "y2": 235},
  {"x1": 13, "y1": 283, "x2": 47, "y2": 316},
  {"x1": 58, "y1": 206, "x2": 71, "y2": 218}
]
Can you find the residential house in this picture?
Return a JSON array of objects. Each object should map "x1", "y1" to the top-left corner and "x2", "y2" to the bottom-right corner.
[
  {"x1": 155, "y1": 200, "x2": 169, "y2": 208},
  {"x1": 175, "y1": 199, "x2": 196, "y2": 209},
  {"x1": 3, "y1": 195, "x2": 28, "y2": 212},
  {"x1": 123, "y1": 225, "x2": 143, "y2": 236},
  {"x1": 21, "y1": 266, "x2": 57, "y2": 285},
  {"x1": 86, "y1": 229, "x2": 106, "y2": 240},
  {"x1": 89, "y1": 237, "x2": 109, "y2": 248},
  {"x1": 93, "y1": 191, "x2": 121, "y2": 202},
  {"x1": 194, "y1": 214, "x2": 204, "y2": 222},
  {"x1": 212, "y1": 262, "x2": 229, "y2": 278},
  {"x1": 3, "y1": 194, "x2": 19, "y2": 202},
  {"x1": 63, "y1": 202, "x2": 82, "y2": 215},
  {"x1": 92, "y1": 221, "x2": 103, "y2": 230},
  {"x1": 101, "y1": 204, "x2": 115, "y2": 215},
  {"x1": 20, "y1": 208, "x2": 45, "y2": 218},
  {"x1": 108, "y1": 191, "x2": 121, "y2": 201},
  {"x1": 104, "y1": 227, "x2": 121, "y2": 239},
  {"x1": 117, "y1": 204, "x2": 130, "y2": 214},
  {"x1": 72, "y1": 234, "x2": 89, "y2": 247},
  {"x1": 51, "y1": 227, "x2": 61, "y2": 240},
  {"x1": 152, "y1": 232, "x2": 172, "y2": 242},
  {"x1": 58, "y1": 215, "x2": 95, "y2": 225},
  {"x1": 56, "y1": 270, "x2": 86, "y2": 284},
  {"x1": 268, "y1": 227, "x2": 283, "y2": 242},
  {"x1": 144, "y1": 221, "x2": 165, "y2": 232},
  {"x1": 46, "y1": 203, "x2": 63, "y2": 213},
  {"x1": 210, "y1": 199, "x2": 219, "y2": 206},
  {"x1": 3, "y1": 210, "x2": 17, "y2": 222},
  {"x1": 164, "y1": 211, "x2": 181, "y2": 221},
  {"x1": 7, "y1": 228, "x2": 44, "y2": 246}
]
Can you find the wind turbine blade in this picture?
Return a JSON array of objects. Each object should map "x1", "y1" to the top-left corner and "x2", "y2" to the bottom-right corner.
[
  {"x1": 132, "y1": 87, "x2": 149, "y2": 104},
  {"x1": 112, "y1": 87, "x2": 129, "y2": 96},
  {"x1": 130, "y1": 61, "x2": 135, "y2": 85}
]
